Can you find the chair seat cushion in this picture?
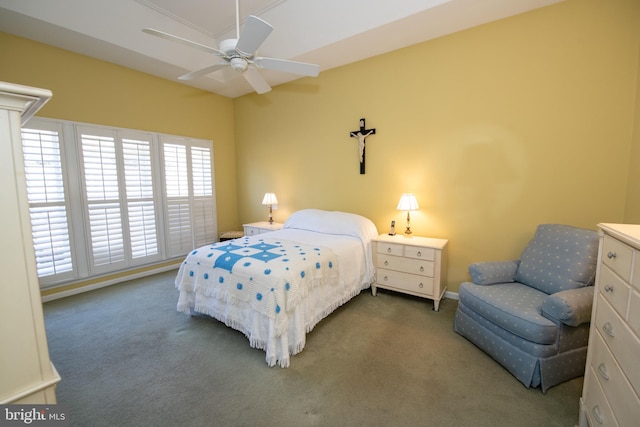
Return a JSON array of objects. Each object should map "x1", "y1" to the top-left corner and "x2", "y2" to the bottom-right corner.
[{"x1": 458, "y1": 281, "x2": 558, "y2": 345}]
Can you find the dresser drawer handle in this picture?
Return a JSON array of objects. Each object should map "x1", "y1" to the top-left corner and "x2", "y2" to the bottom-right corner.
[
  {"x1": 416, "y1": 251, "x2": 422, "y2": 257},
  {"x1": 384, "y1": 260, "x2": 389, "y2": 266},
  {"x1": 604, "y1": 284, "x2": 614, "y2": 293},
  {"x1": 419, "y1": 266, "x2": 424, "y2": 272},
  {"x1": 597, "y1": 363, "x2": 609, "y2": 381},
  {"x1": 387, "y1": 247, "x2": 392, "y2": 253},
  {"x1": 591, "y1": 405, "x2": 604, "y2": 424},
  {"x1": 607, "y1": 251, "x2": 616, "y2": 259},
  {"x1": 602, "y1": 322, "x2": 615, "y2": 337},
  {"x1": 383, "y1": 276, "x2": 388, "y2": 281},
  {"x1": 418, "y1": 283, "x2": 423, "y2": 288}
]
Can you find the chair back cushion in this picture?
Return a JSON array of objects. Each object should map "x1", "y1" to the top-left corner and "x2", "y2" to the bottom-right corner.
[{"x1": 514, "y1": 224, "x2": 598, "y2": 294}]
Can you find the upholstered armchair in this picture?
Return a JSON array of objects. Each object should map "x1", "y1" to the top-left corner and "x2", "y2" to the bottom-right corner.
[{"x1": 454, "y1": 224, "x2": 599, "y2": 392}]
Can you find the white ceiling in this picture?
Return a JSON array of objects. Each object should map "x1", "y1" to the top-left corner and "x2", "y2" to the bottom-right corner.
[{"x1": 0, "y1": 0, "x2": 563, "y2": 98}]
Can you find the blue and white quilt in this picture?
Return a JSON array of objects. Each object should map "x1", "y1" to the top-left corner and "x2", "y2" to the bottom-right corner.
[
  {"x1": 175, "y1": 235, "x2": 338, "y2": 336},
  {"x1": 175, "y1": 209, "x2": 379, "y2": 367}
]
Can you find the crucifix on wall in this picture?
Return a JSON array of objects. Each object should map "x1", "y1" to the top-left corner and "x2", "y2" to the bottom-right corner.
[{"x1": 349, "y1": 118, "x2": 376, "y2": 174}]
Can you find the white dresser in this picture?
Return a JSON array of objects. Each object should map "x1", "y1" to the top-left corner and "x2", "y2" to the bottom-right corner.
[
  {"x1": 579, "y1": 223, "x2": 640, "y2": 427},
  {"x1": 373, "y1": 234, "x2": 448, "y2": 311},
  {"x1": 243, "y1": 221, "x2": 283, "y2": 236}
]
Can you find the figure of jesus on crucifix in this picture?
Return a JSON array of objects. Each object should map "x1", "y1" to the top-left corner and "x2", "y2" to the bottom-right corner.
[{"x1": 349, "y1": 118, "x2": 376, "y2": 174}]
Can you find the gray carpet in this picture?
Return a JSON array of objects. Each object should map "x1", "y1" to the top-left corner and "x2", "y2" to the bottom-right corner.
[{"x1": 43, "y1": 270, "x2": 583, "y2": 426}]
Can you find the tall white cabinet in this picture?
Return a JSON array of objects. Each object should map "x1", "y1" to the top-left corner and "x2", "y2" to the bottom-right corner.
[
  {"x1": 0, "y1": 82, "x2": 60, "y2": 403},
  {"x1": 579, "y1": 223, "x2": 640, "y2": 426}
]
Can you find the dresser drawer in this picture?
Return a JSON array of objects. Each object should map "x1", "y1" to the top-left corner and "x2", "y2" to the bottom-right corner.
[
  {"x1": 602, "y1": 235, "x2": 633, "y2": 282},
  {"x1": 377, "y1": 242, "x2": 404, "y2": 256},
  {"x1": 594, "y1": 294, "x2": 640, "y2": 396},
  {"x1": 590, "y1": 331, "x2": 640, "y2": 427},
  {"x1": 377, "y1": 254, "x2": 434, "y2": 277},
  {"x1": 598, "y1": 264, "x2": 630, "y2": 318},
  {"x1": 376, "y1": 268, "x2": 434, "y2": 296},
  {"x1": 583, "y1": 365, "x2": 619, "y2": 427},
  {"x1": 628, "y1": 291, "x2": 640, "y2": 338}
]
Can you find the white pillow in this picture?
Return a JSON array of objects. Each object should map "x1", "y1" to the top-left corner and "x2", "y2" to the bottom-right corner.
[{"x1": 283, "y1": 209, "x2": 378, "y2": 243}]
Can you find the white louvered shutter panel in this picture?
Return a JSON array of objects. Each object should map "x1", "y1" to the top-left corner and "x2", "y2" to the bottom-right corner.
[
  {"x1": 21, "y1": 124, "x2": 75, "y2": 283},
  {"x1": 164, "y1": 142, "x2": 193, "y2": 256},
  {"x1": 80, "y1": 130, "x2": 126, "y2": 271},
  {"x1": 122, "y1": 137, "x2": 159, "y2": 260},
  {"x1": 191, "y1": 146, "x2": 216, "y2": 247}
]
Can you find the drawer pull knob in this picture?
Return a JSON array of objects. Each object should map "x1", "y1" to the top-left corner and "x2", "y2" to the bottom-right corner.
[
  {"x1": 384, "y1": 261, "x2": 389, "y2": 266},
  {"x1": 383, "y1": 276, "x2": 388, "y2": 281},
  {"x1": 607, "y1": 251, "x2": 616, "y2": 259},
  {"x1": 597, "y1": 363, "x2": 609, "y2": 380},
  {"x1": 419, "y1": 283, "x2": 423, "y2": 288},
  {"x1": 417, "y1": 251, "x2": 422, "y2": 257},
  {"x1": 591, "y1": 405, "x2": 604, "y2": 424},
  {"x1": 604, "y1": 284, "x2": 614, "y2": 293},
  {"x1": 602, "y1": 322, "x2": 615, "y2": 337},
  {"x1": 387, "y1": 248, "x2": 392, "y2": 253},
  {"x1": 419, "y1": 266, "x2": 424, "y2": 272}
]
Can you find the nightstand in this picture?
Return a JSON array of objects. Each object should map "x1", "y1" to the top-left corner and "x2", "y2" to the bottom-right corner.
[
  {"x1": 373, "y1": 234, "x2": 449, "y2": 311},
  {"x1": 243, "y1": 221, "x2": 283, "y2": 236}
]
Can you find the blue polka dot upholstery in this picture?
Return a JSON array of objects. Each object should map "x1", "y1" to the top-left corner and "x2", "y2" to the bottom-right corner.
[{"x1": 454, "y1": 224, "x2": 598, "y2": 393}]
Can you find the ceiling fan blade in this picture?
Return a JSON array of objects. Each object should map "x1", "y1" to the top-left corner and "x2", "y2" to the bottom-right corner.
[
  {"x1": 243, "y1": 68, "x2": 272, "y2": 94},
  {"x1": 235, "y1": 16, "x2": 273, "y2": 56},
  {"x1": 178, "y1": 63, "x2": 228, "y2": 81},
  {"x1": 143, "y1": 28, "x2": 223, "y2": 56},
  {"x1": 254, "y1": 57, "x2": 320, "y2": 77}
]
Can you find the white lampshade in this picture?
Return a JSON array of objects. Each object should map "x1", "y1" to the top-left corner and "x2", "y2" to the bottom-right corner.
[
  {"x1": 261, "y1": 192, "x2": 278, "y2": 206},
  {"x1": 397, "y1": 193, "x2": 419, "y2": 211}
]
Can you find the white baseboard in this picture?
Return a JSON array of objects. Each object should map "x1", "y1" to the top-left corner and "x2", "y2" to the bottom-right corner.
[
  {"x1": 42, "y1": 263, "x2": 180, "y2": 302},
  {"x1": 444, "y1": 290, "x2": 459, "y2": 300}
]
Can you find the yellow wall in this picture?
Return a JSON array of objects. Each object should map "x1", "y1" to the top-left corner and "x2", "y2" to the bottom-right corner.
[
  {"x1": 2, "y1": 0, "x2": 639, "y2": 294},
  {"x1": 234, "y1": 0, "x2": 640, "y2": 291},
  {"x1": 0, "y1": 32, "x2": 239, "y2": 234},
  {"x1": 624, "y1": 40, "x2": 640, "y2": 222}
]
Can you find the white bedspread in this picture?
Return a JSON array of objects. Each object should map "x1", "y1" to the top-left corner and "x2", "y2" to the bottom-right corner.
[{"x1": 175, "y1": 228, "x2": 375, "y2": 367}]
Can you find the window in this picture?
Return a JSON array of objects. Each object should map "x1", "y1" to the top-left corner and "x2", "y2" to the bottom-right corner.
[{"x1": 21, "y1": 118, "x2": 216, "y2": 287}]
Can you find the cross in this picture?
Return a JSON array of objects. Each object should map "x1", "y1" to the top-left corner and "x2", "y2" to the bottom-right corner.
[{"x1": 349, "y1": 118, "x2": 376, "y2": 174}]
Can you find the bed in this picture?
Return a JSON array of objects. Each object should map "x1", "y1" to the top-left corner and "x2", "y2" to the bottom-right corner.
[{"x1": 175, "y1": 209, "x2": 379, "y2": 367}]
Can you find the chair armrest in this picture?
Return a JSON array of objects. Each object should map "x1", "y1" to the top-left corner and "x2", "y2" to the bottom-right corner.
[
  {"x1": 541, "y1": 286, "x2": 594, "y2": 327},
  {"x1": 468, "y1": 260, "x2": 520, "y2": 285}
]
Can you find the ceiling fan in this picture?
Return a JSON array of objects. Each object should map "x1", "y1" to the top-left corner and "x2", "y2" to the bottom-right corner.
[{"x1": 142, "y1": 0, "x2": 320, "y2": 94}]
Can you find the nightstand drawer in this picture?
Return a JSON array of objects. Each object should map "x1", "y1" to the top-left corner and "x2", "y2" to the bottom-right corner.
[
  {"x1": 377, "y1": 254, "x2": 434, "y2": 277},
  {"x1": 244, "y1": 226, "x2": 262, "y2": 236},
  {"x1": 377, "y1": 242, "x2": 404, "y2": 256},
  {"x1": 404, "y1": 246, "x2": 435, "y2": 261},
  {"x1": 377, "y1": 268, "x2": 434, "y2": 295}
]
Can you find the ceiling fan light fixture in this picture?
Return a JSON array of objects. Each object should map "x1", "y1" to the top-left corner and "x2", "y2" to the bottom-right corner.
[{"x1": 230, "y1": 57, "x2": 248, "y2": 72}]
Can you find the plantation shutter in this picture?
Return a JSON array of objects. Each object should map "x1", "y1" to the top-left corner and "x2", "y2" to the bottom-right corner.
[
  {"x1": 79, "y1": 129, "x2": 126, "y2": 272},
  {"x1": 21, "y1": 124, "x2": 75, "y2": 283},
  {"x1": 191, "y1": 146, "x2": 216, "y2": 248},
  {"x1": 122, "y1": 137, "x2": 159, "y2": 260},
  {"x1": 164, "y1": 142, "x2": 192, "y2": 256},
  {"x1": 163, "y1": 138, "x2": 216, "y2": 257}
]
